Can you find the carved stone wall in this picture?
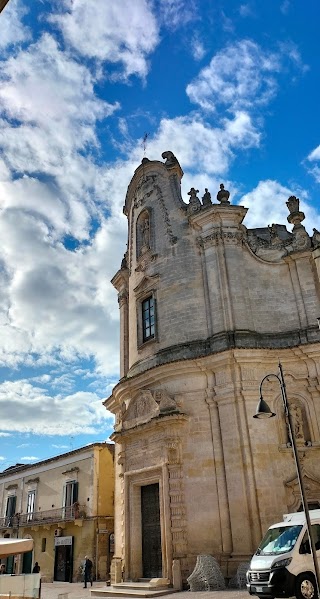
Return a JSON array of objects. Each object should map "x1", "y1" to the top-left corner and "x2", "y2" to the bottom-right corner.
[{"x1": 108, "y1": 153, "x2": 320, "y2": 585}]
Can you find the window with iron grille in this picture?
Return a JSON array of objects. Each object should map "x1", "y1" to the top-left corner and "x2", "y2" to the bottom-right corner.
[{"x1": 142, "y1": 296, "x2": 155, "y2": 342}]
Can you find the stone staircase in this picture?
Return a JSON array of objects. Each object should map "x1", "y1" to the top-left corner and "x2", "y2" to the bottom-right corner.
[{"x1": 91, "y1": 578, "x2": 176, "y2": 598}]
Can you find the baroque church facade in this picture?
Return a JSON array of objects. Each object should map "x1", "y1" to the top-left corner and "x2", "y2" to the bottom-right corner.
[{"x1": 105, "y1": 151, "x2": 320, "y2": 586}]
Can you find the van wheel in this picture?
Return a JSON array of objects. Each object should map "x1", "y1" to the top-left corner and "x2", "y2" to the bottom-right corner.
[{"x1": 295, "y1": 573, "x2": 318, "y2": 599}]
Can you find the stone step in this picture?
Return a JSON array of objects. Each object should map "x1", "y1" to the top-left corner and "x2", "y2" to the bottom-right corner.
[
  {"x1": 91, "y1": 588, "x2": 176, "y2": 598},
  {"x1": 113, "y1": 580, "x2": 169, "y2": 590}
]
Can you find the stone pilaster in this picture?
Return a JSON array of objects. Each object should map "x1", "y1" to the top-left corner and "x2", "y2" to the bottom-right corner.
[
  {"x1": 206, "y1": 394, "x2": 232, "y2": 556},
  {"x1": 111, "y1": 267, "x2": 129, "y2": 378}
]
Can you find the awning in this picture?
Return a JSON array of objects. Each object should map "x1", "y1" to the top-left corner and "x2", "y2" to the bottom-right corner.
[{"x1": 0, "y1": 538, "x2": 33, "y2": 558}]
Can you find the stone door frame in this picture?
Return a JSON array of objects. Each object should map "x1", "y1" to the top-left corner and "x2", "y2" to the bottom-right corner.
[{"x1": 124, "y1": 464, "x2": 172, "y2": 581}]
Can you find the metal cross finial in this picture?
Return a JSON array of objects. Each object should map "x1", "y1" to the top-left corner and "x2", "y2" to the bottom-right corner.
[{"x1": 142, "y1": 132, "x2": 149, "y2": 158}]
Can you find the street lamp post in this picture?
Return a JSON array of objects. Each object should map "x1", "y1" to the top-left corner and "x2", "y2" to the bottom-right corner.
[{"x1": 254, "y1": 361, "x2": 320, "y2": 597}]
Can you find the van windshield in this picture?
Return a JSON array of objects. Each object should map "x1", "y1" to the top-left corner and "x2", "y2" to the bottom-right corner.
[{"x1": 256, "y1": 525, "x2": 303, "y2": 555}]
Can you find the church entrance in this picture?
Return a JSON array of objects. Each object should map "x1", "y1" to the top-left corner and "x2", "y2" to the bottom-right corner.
[{"x1": 141, "y1": 484, "x2": 162, "y2": 578}]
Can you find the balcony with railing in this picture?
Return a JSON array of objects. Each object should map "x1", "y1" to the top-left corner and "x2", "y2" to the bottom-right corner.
[{"x1": 0, "y1": 504, "x2": 87, "y2": 529}]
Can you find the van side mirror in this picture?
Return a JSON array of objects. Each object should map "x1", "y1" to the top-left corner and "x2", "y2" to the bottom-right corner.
[{"x1": 301, "y1": 540, "x2": 311, "y2": 554}]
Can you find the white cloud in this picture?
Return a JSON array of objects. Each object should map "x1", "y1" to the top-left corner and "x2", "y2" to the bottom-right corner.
[
  {"x1": 0, "y1": 33, "x2": 120, "y2": 242},
  {"x1": 20, "y1": 456, "x2": 38, "y2": 461},
  {"x1": 0, "y1": 456, "x2": 6, "y2": 461},
  {"x1": 144, "y1": 111, "x2": 260, "y2": 179},
  {"x1": 0, "y1": 433, "x2": 11, "y2": 437},
  {"x1": 52, "y1": 444, "x2": 69, "y2": 449},
  {"x1": 307, "y1": 145, "x2": 320, "y2": 162},
  {"x1": 239, "y1": 180, "x2": 320, "y2": 234},
  {"x1": 0, "y1": 34, "x2": 118, "y2": 203},
  {"x1": 305, "y1": 145, "x2": 320, "y2": 183},
  {"x1": 49, "y1": 0, "x2": 159, "y2": 79},
  {"x1": 239, "y1": 3, "x2": 255, "y2": 18},
  {"x1": 0, "y1": 380, "x2": 114, "y2": 436},
  {"x1": 0, "y1": 34, "x2": 114, "y2": 129},
  {"x1": 221, "y1": 11, "x2": 234, "y2": 33},
  {"x1": 186, "y1": 40, "x2": 281, "y2": 112},
  {"x1": 191, "y1": 37, "x2": 206, "y2": 61},
  {"x1": 0, "y1": 0, "x2": 31, "y2": 50},
  {"x1": 159, "y1": 0, "x2": 197, "y2": 30},
  {"x1": 0, "y1": 29, "x2": 129, "y2": 376}
]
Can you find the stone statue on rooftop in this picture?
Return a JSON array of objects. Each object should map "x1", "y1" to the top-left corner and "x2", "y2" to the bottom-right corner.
[
  {"x1": 312, "y1": 228, "x2": 320, "y2": 248},
  {"x1": 187, "y1": 187, "x2": 201, "y2": 213},
  {"x1": 286, "y1": 196, "x2": 300, "y2": 214},
  {"x1": 217, "y1": 183, "x2": 230, "y2": 205},
  {"x1": 286, "y1": 194, "x2": 306, "y2": 230},
  {"x1": 162, "y1": 151, "x2": 178, "y2": 167},
  {"x1": 121, "y1": 253, "x2": 128, "y2": 269},
  {"x1": 202, "y1": 188, "x2": 212, "y2": 207}
]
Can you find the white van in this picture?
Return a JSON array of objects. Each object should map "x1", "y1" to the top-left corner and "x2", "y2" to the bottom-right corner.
[{"x1": 246, "y1": 510, "x2": 320, "y2": 599}]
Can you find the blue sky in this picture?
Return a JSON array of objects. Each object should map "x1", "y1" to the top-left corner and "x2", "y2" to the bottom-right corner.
[{"x1": 0, "y1": 0, "x2": 320, "y2": 469}]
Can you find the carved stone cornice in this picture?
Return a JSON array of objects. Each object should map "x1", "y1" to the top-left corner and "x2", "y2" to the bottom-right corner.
[
  {"x1": 189, "y1": 204, "x2": 248, "y2": 231},
  {"x1": 26, "y1": 477, "x2": 40, "y2": 485},
  {"x1": 5, "y1": 484, "x2": 18, "y2": 490},
  {"x1": 133, "y1": 274, "x2": 159, "y2": 298},
  {"x1": 111, "y1": 267, "x2": 129, "y2": 292},
  {"x1": 127, "y1": 326, "x2": 319, "y2": 378},
  {"x1": 110, "y1": 413, "x2": 188, "y2": 443},
  {"x1": 62, "y1": 467, "x2": 79, "y2": 475},
  {"x1": 198, "y1": 230, "x2": 244, "y2": 249}
]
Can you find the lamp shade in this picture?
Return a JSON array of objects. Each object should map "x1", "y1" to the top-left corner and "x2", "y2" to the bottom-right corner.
[{"x1": 253, "y1": 396, "x2": 276, "y2": 419}]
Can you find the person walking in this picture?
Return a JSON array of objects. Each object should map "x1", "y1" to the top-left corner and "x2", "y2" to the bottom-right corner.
[
  {"x1": 32, "y1": 562, "x2": 40, "y2": 573},
  {"x1": 83, "y1": 556, "x2": 93, "y2": 588}
]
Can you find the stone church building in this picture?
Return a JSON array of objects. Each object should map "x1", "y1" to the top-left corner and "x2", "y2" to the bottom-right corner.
[{"x1": 105, "y1": 151, "x2": 320, "y2": 586}]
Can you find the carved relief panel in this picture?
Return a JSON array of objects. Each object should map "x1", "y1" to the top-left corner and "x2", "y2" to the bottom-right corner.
[
  {"x1": 285, "y1": 468, "x2": 320, "y2": 511},
  {"x1": 276, "y1": 396, "x2": 312, "y2": 447},
  {"x1": 118, "y1": 389, "x2": 180, "y2": 432}
]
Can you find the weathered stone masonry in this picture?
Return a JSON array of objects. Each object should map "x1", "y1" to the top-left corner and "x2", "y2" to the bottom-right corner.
[{"x1": 105, "y1": 151, "x2": 320, "y2": 585}]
